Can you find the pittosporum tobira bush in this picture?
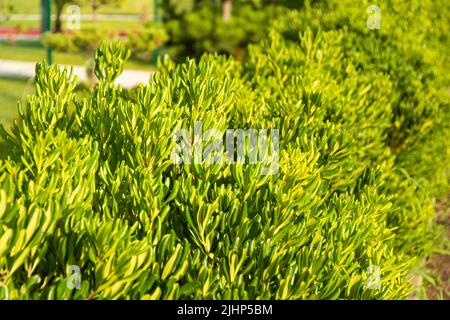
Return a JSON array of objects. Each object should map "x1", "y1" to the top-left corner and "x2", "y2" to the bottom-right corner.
[{"x1": 0, "y1": 0, "x2": 448, "y2": 300}]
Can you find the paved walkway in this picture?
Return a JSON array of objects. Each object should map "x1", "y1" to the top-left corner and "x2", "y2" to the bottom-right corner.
[{"x1": 0, "y1": 59, "x2": 153, "y2": 89}]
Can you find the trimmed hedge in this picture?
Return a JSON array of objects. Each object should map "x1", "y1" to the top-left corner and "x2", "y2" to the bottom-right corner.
[{"x1": 0, "y1": 0, "x2": 448, "y2": 299}]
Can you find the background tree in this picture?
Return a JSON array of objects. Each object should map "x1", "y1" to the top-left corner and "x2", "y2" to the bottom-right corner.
[
  {"x1": 53, "y1": 0, "x2": 124, "y2": 32},
  {"x1": 222, "y1": 0, "x2": 232, "y2": 22},
  {"x1": 54, "y1": 0, "x2": 76, "y2": 32},
  {"x1": 89, "y1": 0, "x2": 124, "y2": 23}
]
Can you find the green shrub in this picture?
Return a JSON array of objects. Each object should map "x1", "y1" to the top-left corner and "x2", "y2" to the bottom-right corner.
[
  {"x1": 42, "y1": 32, "x2": 76, "y2": 53},
  {"x1": 42, "y1": 29, "x2": 120, "y2": 57},
  {"x1": 1, "y1": 0, "x2": 448, "y2": 300},
  {"x1": 164, "y1": 4, "x2": 285, "y2": 60},
  {"x1": 126, "y1": 23, "x2": 169, "y2": 62},
  {"x1": 43, "y1": 25, "x2": 168, "y2": 64},
  {"x1": 271, "y1": 0, "x2": 450, "y2": 259}
]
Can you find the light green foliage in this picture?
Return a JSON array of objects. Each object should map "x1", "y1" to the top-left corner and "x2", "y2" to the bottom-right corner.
[
  {"x1": 0, "y1": 0, "x2": 448, "y2": 300},
  {"x1": 126, "y1": 23, "x2": 169, "y2": 62},
  {"x1": 43, "y1": 24, "x2": 167, "y2": 63},
  {"x1": 42, "y1": 29, "x2": 120, "y2": 56}
]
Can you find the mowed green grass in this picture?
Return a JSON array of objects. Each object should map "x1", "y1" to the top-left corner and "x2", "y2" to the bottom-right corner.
[
  {"x1": 0, "y1": 77, "x2": 31, "y2": 128},
  {"x1": 0, "y1": 77, "x2": 30, "y2": 157},
  {"x1": 0, "y1": 76, "x2": 32, "y2": 143},
  {"x1": 0, "y1": 41, "x2": 156, "y2": 71},
  {"x1": 0, "y1": 19, "x2": 145, "y2": 31},
  {"x1": 2, "y1": 0, "x2": 154, "y2": 15},
  {"x1": 0, "y1": 0, "x2": 153, "y2": 31}
]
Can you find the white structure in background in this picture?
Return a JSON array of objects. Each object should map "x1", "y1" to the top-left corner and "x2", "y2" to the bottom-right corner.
[{"x1": 0, "y1": 60, "x2": 153, "y2": 89}]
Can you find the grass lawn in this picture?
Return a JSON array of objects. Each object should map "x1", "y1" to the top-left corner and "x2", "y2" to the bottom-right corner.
[
  {"x1": 0, "y1": 76, "x2": 30, "y2": 128},
  {"x1": 0, "y1": 19, "x2": 145, "y2": 31},
  {"x1": 0, "y1": 76, "x2": 30, "y2": 158},
  {"x1": 1, "y1": 1, "x2": 155, "y2": 38},
  {"x1": 1, "y1": 0, "x2": 154, "y2": 15},
  {"x1": 0, "y1": 40, "x2": 156, "y2": 71}
]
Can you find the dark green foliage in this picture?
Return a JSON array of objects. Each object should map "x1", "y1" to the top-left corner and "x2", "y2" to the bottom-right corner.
[{"x1": 164, "y1": 1, "x2": 287, "y2": 60}]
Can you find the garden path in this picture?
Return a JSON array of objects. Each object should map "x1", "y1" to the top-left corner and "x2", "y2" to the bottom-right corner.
[{"x1": 0, "y1": 59, "x2": 152, "y2": 88}]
